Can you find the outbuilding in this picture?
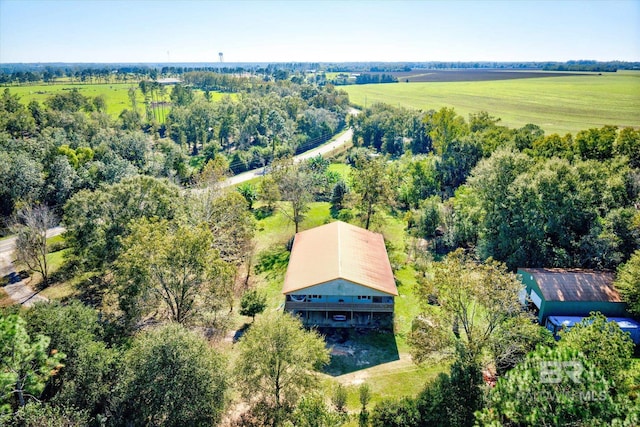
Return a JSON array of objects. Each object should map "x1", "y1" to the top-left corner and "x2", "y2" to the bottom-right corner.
[
  {"x1": 518, "y1": 267, "x2": 627, "y2": 323},
  {"x1": 283, "y1": 221, "x2": 398, "y2": 328}
]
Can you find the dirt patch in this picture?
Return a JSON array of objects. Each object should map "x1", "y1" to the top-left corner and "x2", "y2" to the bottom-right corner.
[{"x1": 322, "y1": 328, "x2": 400, "y2": 376}]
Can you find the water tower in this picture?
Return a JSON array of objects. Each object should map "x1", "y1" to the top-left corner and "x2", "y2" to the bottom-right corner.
[{"x1": 218, "y1": 52, "x2": 224, "y2": 63}]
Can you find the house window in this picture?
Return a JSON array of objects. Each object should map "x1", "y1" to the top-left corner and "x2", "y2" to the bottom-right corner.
[{"x1": 357, "y1": 296, "x2": 371, "y2": 300}]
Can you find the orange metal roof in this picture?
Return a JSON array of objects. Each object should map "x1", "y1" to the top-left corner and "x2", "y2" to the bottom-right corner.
[
  {"x1": 283, "y1": 221, "x2": 398, "y2": 296},
  {"x1": 520, "y1": 268, "x2": 620, "y2": 302}
]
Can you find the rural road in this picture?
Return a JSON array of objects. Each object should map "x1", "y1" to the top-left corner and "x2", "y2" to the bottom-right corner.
[
  {"x1": 1, "y1": 109, "x2": 358, "y2": 306},
  {"x1": 222, "y1": 128, "x2": 353, "y2": 187},
  {"x1": 222, "y1": 107, "x2": 358, "y2": 187},
  {"x1": 0, "y1": 226, "x2": 64, "y2": 306}
]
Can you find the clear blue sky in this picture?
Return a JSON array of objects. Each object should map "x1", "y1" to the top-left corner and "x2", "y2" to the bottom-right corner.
[{"x1": 1, "y1": 0, "x2": 638, "y2": 63}]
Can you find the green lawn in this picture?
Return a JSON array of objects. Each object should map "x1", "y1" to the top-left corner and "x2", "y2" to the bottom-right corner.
[
  {"x1": 2, "y1": 83, "x2": 234, "y2": 120},
  {"x1": 328, "y1": 163, "x2": 352, "y2": 181},
  {"x1": 250, "y1": 202, "x2": 444, "y2": 410},
  {"x1": 342, "y1": 71, "x2": 640, "y2": 135}
]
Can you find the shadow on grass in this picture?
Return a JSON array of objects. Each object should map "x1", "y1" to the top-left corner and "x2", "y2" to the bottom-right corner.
[
  {"x1": 255, "y1": 244, "x2": 290, "y2": 280},
  {"x1": 74, "y1": 272, "x2": 109, "y2": 307},
  {"x1": 321, "y1": 328, "x2": 400, "y2": 376},
  {"x1": 233, "y1": 322, "x2": 251, "y2": 343},
  {"x1": 253, "y1": 206, "x2": 275, "y2": 220}
]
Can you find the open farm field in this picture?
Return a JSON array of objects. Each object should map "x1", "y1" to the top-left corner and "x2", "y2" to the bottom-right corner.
[
  {"x1": 390, "y1": 69, "x2": 592, "y2": 82},
  {"x1": 343, "y1": 71, "x2": 640, "y2": 135},
  {"x1": 1, "y1": 83, "x2": 232, "y2": 119},
  {"x1": 2, "y1": 82, "x2": 143, "y2": 118}
]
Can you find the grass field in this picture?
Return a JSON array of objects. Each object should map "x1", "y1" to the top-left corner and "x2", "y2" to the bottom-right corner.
[
  {"x1": 3, "y1": 83, "x2": 144, "y2": 118},
  {"x1": 342, "y1": 71, "x2": 640, "y2": 135},
  {"x1": 250, "y1": 201, "x2": 443, "y2": 413},
  {"x1": 1, "y1": 83, "x2": 232, "y2": 120}
]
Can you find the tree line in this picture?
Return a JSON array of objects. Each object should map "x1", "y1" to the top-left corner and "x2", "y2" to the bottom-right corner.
[{"x1": 348, "y1": 104, "x2": 639, "y2": 271}]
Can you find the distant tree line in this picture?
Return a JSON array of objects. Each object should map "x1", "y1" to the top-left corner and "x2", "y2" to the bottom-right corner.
[
  {"x1": 3, "y1": 60, "x2": 638, "y2": 85},
  {"x1": 354, "y1": 73, "x2": 398, "y2": 84}
]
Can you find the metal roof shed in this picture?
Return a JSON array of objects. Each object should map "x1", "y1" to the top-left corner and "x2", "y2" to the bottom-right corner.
[{"x1": 518, "y1": 268, "x2": 627, "y2": 323}]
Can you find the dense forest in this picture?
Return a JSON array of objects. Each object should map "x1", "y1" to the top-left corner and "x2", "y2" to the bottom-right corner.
[{"x1": 1, "y1": 67, "x2": 639, "y2": 426}]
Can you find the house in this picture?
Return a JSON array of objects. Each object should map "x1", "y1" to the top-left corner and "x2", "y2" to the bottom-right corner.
[
  {"x1": 283, "y1": 221, "x2": 398, "y2": 328},
  {"x1": 518, "y1": 268, "x2": 627, "y2": 323}
]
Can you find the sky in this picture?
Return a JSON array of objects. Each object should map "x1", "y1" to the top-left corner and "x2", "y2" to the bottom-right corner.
[{"x1": 1, "y1": 0, "x2": 639, "y2": 63}]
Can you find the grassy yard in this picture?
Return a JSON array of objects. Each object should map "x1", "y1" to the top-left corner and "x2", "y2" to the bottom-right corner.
[
  {"x1": 249, "y1": 202, "x2": 444, "y2": 410},
  {"x1": 342, "y1": 71, "x2": 640, "y2": 135}
]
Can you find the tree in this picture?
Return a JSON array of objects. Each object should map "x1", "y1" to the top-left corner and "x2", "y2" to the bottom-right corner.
[
  {"x1": 6, "y1": 402, "x2": 88, "y2": 427},
  {"x1": 414, "y1": 346, "x2": 484, "y2": 427},
  {"x1": 615, "y1": 250, "x2": 640, "y2": 317},
  {"x1": 415, "y1": 373, "x2": 452, "y2": 427},
  {"x1": 238, "y1": 183, "x2": 258, "y2": 210},
  {"x1": 0, "y1": 151, "x2": 44, "y2": 217},
  {"x1": 351, "y1": 155, "x2": 392, "y2": 230},
  {"x1": 370, "y1": 397, "x2": 419, "y2": 427},
  {"x1": 197, "y1": 156, "x2": 230, "y2": 187},
  {"x1": 287, "y1": 392, "x2": 345, "y2": 427},
  {"x1": 615, "y1": 127, "x2": 640, "y2": 168},
  {"x1": 116, "y1": 324, "x2": 228, "y2": 427},
  {"x1": 239, "y1": 289, "x2": 267, "y2": 321},
  {"x1": 63, "y1": 175, "x2": 181, "y2": 270},
  {"x1": 11, "y1": 205, "x2": 56, "y2": 288},
  {"x1": 428, "y1": 107, "x2": 467, "y2": 155},
  {"x1": 43, "y1": 155, "x2": 79, "y2": 210},
  {"x1": 332, "y1": 384, "x2": 348, "y2": 414},
  {"x1": 0, "y1": 315, "x2": 65, "y2": 413},
  {"x1": 114, "y1": 218, "x2": 233, "y2": 326},
  {"x1": 513, "y1": 123, "x2": 544, "y2": 151},
  {"x1": 358, "y1": 383, "x2": 372, "y2": 427},
  {"x1": 272, "y1": 159, "x2": 313, "y2": 233},
  {"x1": 476, "y1": 346, "x2": 634, "y2": 427},
  {"x1": 201, "y1": 189, "x2": 256, "y2": 268},
  {"x1": 235, "y1": 312, "x2": 330, "y2": 426},
  {"x1": 409, "y1": 250, "x2": 545, "y2": 365},
  {"x1": 558, "y1": 312, "x2": 634, "y2": 390},
  {"x1": 330, "y1": 180, "x2": 349, "y2": 211},
  {"x1": 575, "y1": 125, "x2": 617, "y2": 160},
  {"x1": 435, "y1": 137, "x2": 483, "y2": 197},
  {"x1": 24, "y1": 301, "x2": 118, "y2": 419},
  {"x1": 259, "y1": 175, "x2": 282, "y2": 212}
]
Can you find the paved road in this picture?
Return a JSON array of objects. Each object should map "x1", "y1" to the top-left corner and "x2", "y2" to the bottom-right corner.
[
  {"x1": 222, "y1": 127, "x2": 353, "y2": 187},
  {"x1": 222, "y1": 107, "x2": 359, "y2": 188},
  {"x1": 0, "y1": 226, "x2": 66, "y2": 255},
  {"x1": 1, "y1": 109, "x2": 359, "y2": 305}
]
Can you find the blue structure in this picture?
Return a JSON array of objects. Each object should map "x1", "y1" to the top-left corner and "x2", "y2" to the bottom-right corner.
[{"x1": 545, "y1": 315, "x2": 640, "y2": 345}]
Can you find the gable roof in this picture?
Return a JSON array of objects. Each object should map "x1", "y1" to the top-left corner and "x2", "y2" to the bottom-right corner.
[
  {"x1": 283, "y1": 221, "x2": 398, "y2": 296},
  {"x1": 519, "y1": 268, "x2": 620, "y2": 303}
]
